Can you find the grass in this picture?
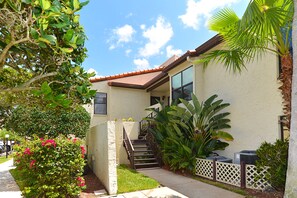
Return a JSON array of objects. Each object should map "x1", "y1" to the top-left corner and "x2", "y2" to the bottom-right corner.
[
  {"x1": 0, "y1": 155, "x2": 12, "y2": 164},
  {"x1": 117, "y1": 164, "x2": 159, "y2": 194},
  {"x1": 10, "y1": 168, "x2": 26, "y2": 191}
]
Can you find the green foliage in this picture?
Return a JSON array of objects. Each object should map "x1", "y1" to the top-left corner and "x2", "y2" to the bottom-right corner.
[
  {"x1": 0, "y1": 0, "x2": 96, "y2": 107},
  {"x1": 256, "y1": 139, "x2": 289, "y2": 191},
  {"x1": 117, "y1": 164, "x2": 159, "y2": 194},
  {"x1": 6, "y1": 106, "x2": 90, "y2": 138},
  {"x1": 148, "y1": 93, "x2": 233, "y2": 172},
  {"x1": 13, "y1": 136, "x2": 86, "y2": 198}
]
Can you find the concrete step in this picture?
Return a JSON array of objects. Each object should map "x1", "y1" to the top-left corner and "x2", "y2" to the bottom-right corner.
[{"x1": 135, "y1": 162, "x2": 159, "y2": 169}]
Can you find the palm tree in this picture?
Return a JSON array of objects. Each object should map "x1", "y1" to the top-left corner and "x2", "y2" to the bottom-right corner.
[{"x1": 197, "y1": 0, "x2": 296, "y2": 196}]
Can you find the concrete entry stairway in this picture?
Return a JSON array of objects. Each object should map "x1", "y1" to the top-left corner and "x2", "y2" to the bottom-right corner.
[
  {"x1": 123, "y1": 121, "x2": 160, "y2": 169},
  {"x1": 131, "y1": 139, "x2": 159, "y2": 169}
]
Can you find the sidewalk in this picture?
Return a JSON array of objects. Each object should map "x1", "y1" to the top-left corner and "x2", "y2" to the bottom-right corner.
[
  {"x1": 138, "y1": 168, "x2": 245, "y2": 198},
  {"x1": 0, "y1": 159, "x2": 22, "y2": 198}
]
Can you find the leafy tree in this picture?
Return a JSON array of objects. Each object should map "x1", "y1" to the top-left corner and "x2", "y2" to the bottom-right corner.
[
  {"x1": 0, "y1": 0, "x2": 95, "y2": 107},
  {"x1": 6, "y1": 106, "x2": 90, "y2": 138}
]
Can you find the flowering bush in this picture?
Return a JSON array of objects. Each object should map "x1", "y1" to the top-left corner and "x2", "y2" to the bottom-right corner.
[{"x1": 14, "y1": 135, "x2": 86, "y2": 198}]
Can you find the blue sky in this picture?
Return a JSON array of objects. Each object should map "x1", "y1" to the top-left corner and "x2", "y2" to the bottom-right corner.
[{"x1": 79, "y1": 0, "x2": 249, "y2": 77}]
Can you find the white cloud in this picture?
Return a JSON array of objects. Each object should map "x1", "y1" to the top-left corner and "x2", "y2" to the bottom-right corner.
[
  {"x1": 125, "y1": 49, "x2": 132, "y2": 56},
  {"x1": 87, "y1": 68, "x2": 102, "y2": 77},
  {"x1": 179, "y1": 0, "x2": 238, "y2": 30},
  {"x1": 166, "y1": 45, "x2": 183, "y2": 57},
  {"x1": 139, "y1": 16, "x2": 174, "y2": 57},
  {"x1": 140, "y1": 24, "x2": 146, "y2": 30},
  {"x1": 133, "y1": 58, "x2": 150, "y2": 70},
  {"x1": 114, "y1": 24, "x2": 135, "y2": 43},
  {"x1": 108, "y1": 24, "x2": 136, "y2": 49}
]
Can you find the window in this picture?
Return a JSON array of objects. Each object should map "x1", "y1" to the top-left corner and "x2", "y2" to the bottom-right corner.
[
  {"x1": 279, "y1": 116, "x2": 289, "y2": 141},
  {"x1": 150, "y1": 96, "x2": 160, "y2": 106},
  {"x1": 94, "y1": 92, "x2": 107, "y2": 115},
  {"x1": 171, "y1": 66, "x2": 193, "y2": 101}
]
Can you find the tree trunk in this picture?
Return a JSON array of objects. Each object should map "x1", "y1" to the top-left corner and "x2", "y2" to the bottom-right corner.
[
  {"x1": 284, "y1": 0, "x2": 297, "y2": 197},
  {"x1": 280, "y1": 53, "x2": 293, "y2": 128}
]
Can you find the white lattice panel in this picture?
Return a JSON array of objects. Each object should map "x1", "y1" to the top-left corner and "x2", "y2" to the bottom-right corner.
[
  {"x1": 195, "y1": 158, "x2": 213, "y2": 179},
  {"x1": 216, "y1": 162, "x2": 241, "y2": 187},
  {"x1": 246, "y1": 165, "x2": 270, "y2": 190}
]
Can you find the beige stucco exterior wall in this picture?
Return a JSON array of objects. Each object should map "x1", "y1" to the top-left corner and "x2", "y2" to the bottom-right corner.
[
  {"x1": 109, "y1": 87, "x2": 150, "y2": 121},
  {"x1": 198, "y1": 50, "x2": 283, "y2": 158},
  {"x1": 87, "y1": 122, "x2": 117, "y2": 195},
  {"x1": 167, "y1": 47, "x2": 283, "y2": 159},
  {"x1": 115, "y1": 121, "x2": 140, "y2": 165},
  {"x1": 88, "y1": 82, "x2": 150, "y2": 127}
]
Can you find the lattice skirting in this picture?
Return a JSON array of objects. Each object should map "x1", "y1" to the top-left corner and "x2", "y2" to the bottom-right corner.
[
  {"x1": 216, "y1": 161, "x2": 241, "y2": 187},
  {"x1": 246, "y1": 164, "x2": 270, "y2": 190},
  {"x1": 195, "y1": 158, "x2": 213, "y2": 179}
]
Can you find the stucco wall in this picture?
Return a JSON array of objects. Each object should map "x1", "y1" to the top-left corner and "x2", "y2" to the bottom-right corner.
[
  {"x1": 115, "y1": 121, "x2": 140, "y2": 165},
  {"x1": 88, "y1": 82, "x2": 110, "y2": 127},
  {"x1": 109, "y1": 87, "x2": 150, "y2": 121},
  {"x1": 87, "y1": 122, "x2": 117, "y2": 195},
  {"x1": 88, "y1": 82, "x2": 150, "y2": 127},
  {"x1": 167, "y1": 48, "x2": 283, "y2": 159},
  {"x1": 199, "y1": 51, "x2": 283, "y2": 158}
]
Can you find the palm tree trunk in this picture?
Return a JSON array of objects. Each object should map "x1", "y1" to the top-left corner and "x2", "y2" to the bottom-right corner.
[
  {"x1": 284, "y1": 0, "x2": 297, "y2": 197},
  {"x1": 280, "y1": 54, "x2": 293, "y2": 128}
]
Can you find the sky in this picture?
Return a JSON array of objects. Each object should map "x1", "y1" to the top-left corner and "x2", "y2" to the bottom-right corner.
[{"x1": 79, "y1": 0, "x2": 250, "y2": 77}]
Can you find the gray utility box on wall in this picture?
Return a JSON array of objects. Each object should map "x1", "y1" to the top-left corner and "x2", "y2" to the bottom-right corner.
[
  {"x1": 206, "y1": 156, "x2": 233, "y2": 163},
  {"x1": 234, "y1": 150, "x2": 258, "y2": 165}
]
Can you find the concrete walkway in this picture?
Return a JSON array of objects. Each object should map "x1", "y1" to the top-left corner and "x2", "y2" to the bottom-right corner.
[
  {"x1": 0, "y1": 159, "x2": 22, "y2": 198},
  {"x1": 138, "y1": 168, "x2": 245, "y2": 198}
]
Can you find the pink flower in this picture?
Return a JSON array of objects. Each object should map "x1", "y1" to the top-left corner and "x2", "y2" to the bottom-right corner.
[
  {"x1": 77, "y1": 177, "x2": 85, "y2": 187},
  {"x1": 73, "y1": 138, "x2": 78, "y2": 143},
  {"x1": 30, "y1": 160, "x2": 36, "y2": 168},
  {"x1": 41, "y1": 139, "x2": 57, "y2": 148},
  {"x1": 40, "y1": 138, "x2": 44, "y2": 141},
  {"x1": 24, "y1": 148, "x2": 32, "y2": 155},
  {"x1": 80, "y1": 145, "x2": 86, "y2": 157}
]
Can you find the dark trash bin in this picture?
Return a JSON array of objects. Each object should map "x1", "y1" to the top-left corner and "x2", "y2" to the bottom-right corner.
[{"x1": 206, "y1": 156, "x2": 233, "y2": 163}]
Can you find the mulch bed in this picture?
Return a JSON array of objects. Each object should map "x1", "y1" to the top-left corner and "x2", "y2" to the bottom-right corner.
[{"x1": 80, "y1": 167, "x2": 106, "y2": 198}]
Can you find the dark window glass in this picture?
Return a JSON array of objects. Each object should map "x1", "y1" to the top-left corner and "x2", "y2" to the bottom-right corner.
[
  {"x1": 94, "y1": 93, "x2": 107, "y2": 115},
  {"x1": 279, "y1": 116, "x2": 289, "y2": 141},
  {"x1": 171, "y1": 66, "x2": 193, "y2": 101},
  {"x1": 150, "y1": 96, "x2": 160, "y2": 106},
  {"x1": 172, "y1": 73, "x2": 182, "y2": 89}
]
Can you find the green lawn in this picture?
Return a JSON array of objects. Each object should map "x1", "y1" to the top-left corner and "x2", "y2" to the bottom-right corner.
[
  {"x1": 117, "y1": 165, "x2": 160, "y2": 194},
  {"x1": 0, "y1": 155, "x2": 12, "y2": 164},
  {"x1": 10, "y1": 169, "x2": 26, "y2": 191}
]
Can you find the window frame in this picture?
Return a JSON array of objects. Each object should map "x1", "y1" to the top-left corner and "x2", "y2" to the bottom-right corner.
[
  {"x1": 171, "y1": 66, "x2": 193, "y2": 102},
  {"x1": 94, "y1": 92, "x2": 107, "y2": 115}
]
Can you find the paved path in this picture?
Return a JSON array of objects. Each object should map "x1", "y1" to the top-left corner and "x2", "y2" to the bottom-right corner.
[
  {"x1": 138, "y1": 168, "x2": 245, "y2": 198},
  {"x1": 102, "y1": 187, "x2": 187, "y2": 198},
  {"x1": 0, "y1": 159, "x2": 22, "y2": 198}
]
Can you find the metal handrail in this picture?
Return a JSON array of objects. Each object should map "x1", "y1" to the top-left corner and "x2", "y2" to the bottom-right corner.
[{"x1": 123, "y1": 127, "x2": 135, "y2": 168}]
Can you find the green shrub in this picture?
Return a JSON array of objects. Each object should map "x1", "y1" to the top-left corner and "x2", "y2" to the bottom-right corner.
[
  {"x1": 6, "y1": 106, "x2": 90, "y2": 138},
  {"x1": 256, "y1": 139, "x2": 289, "y2": 191},
  {"x1": 14, "y1": 136, "x2": 86, "y2": 198},
  {"x1": 147, "y1": 93, "x2": 232, "y2": 172}
]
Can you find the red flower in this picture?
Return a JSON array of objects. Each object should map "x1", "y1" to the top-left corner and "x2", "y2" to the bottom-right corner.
[
  {"x1": 30, "y1": 160, "x2": 36, "y2": 168},
  {"x1": 80, "y1": 146, "x2": 86, "y2": 156},
  {"x1": 41, "y1": 139, "x2": 57, "y2": 148},
  {"x1": 24, "y1": 148, "x2": 32, "y2": 155},
  {"x1": 76, "y1": 177, "x2": 85, "y2": 187},
  {"x1": 73, "y1": 138, "x2": 78, "y2": 143},
  {"x1": 40, "y1": 137, "x2": 44, "y2": 141}
]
